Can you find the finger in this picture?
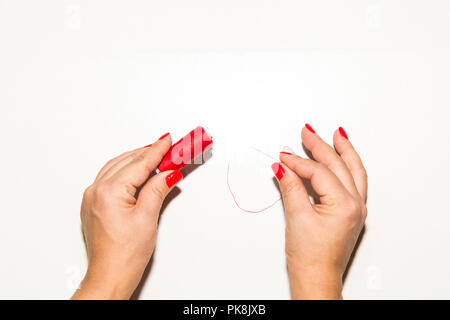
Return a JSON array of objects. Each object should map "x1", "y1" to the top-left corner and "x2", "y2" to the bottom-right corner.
[
  {"x1": 95, "y1": 147, "x2": 148, "y2": 182},
  {"x1": 271, "y1": 161, "x2": 312, "y2": 215},
  {"x1": 98, "y1": 136, "x2": 166, "y2": 182},
  {"x1": 301, "y1": 124, "x2": 360, "y2": 199},
  {"x1": 112, "y1": 133, "x2": 172, "y2": 188},
  {"x1": 95, "y1": 147, "x2": 144, "y2": 182},
  {"x1": 135, "y1": 170, "x2": 183, "y2": 218},
  {"x1": 333, "y1": 127, "x2": 368, "y2": 201},
  {"x1": 95, "y1": 138, "x2": 155, "y2": 182},
  {"x1": 280, "y1": 153, "x2": 350, "y2": 207},
  {"x1": 97, "y1": 143, "x2": 160, "y2": 182}
]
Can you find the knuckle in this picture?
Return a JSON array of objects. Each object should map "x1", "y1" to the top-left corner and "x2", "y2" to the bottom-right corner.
[
  {"x1": 340, "y1": 151, "x2": 354, "y2": 164},
  {"x1": 83, "y1": 185, "x2": 94, "y2": 200},
  {"x1": 92, "y1": 182, "x2": 112, "y2": 201},
  {"x1": 132, "y1": 151, "x2": 154, "y2": 172},
  {"x1": 282, "y1": 179, "x2": 303, "y2": 196},
  {"x1": 360, "y1": 167, "x2": 368, "y2": 179},
  {"x1": 88, "y1": 183, "x2": 114, "y2": 212},
  {"x1": 360, "y1": 203, "x2": 368, "y2": 220},
  {"x1": 324, "y1": 152, "x2": 340, "y2": 165},
  {"x1": 103, "y1": 159, "x2": 115, "y2": 169},
  {"x1": 312, "y1": 142, "x2": 338, "y2": 160},
  {"x1": 290, "y1": 161, "x2": 303, "y2": 174},
  {"x1": 133, "y1": 152, "x2": 146, "y2": 163},
  {"x1": 343, "y1": 196, "x2": 361, "y2": 220},
  {"x1": 149, "y1": 183, "x2": 166, "y2": 202},
  {"x1": 342, "y1": 153, "x2": 367, "y2": 178}
]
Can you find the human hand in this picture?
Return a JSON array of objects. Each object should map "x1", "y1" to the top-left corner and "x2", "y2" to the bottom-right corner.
[
  {"x1": 272, "y1": 124, "x2": 368, "y2": 299},
  {"x1": 72, "y1": 133, "x2": 183, "y2": 300}
]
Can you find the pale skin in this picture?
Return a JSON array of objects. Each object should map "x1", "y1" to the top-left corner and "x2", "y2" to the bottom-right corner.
[
  {"x1": 274, "y1": 125, "x2": 368, "y2": 299},
  {"x1": 72, "y1": 133, "x2": 181, "y2": 299},
  {"x1": 72, "y1": 125, "x2": 367, "y2": 300}
]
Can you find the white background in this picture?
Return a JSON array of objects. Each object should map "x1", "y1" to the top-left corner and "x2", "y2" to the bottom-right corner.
[{"x1": 1, "y1": 0, "x2": 450, "y2": 299}]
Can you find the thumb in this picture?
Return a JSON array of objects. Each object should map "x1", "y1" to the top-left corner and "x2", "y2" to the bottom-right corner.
[
  {"x1": 135, "y1": 170, "x2": 183, "y2": 216},
  {"x1": 271, "y1": 162, "x2": 312, "y2": 215}
]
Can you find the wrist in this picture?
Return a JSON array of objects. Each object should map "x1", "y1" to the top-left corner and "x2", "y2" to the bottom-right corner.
[
  {"x1": 288, "y1": 265, "x2": 343, "y2": 300},
  {"x1": 71, "y1": 264, "x2": 140, "y2": 300},
  {"x1": 71, "y1": 278, "x2": 124, "y2": 300}
]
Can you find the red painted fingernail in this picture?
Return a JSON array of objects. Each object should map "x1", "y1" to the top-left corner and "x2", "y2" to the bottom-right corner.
[
  {"x1": 165, "y1": 170, "x2": 183, "y2": 188},
  {"x1": 271, "y1": 162, "x2": 285, "y2": 181},
  {"x1": 338, "y1": 127, "x2": 349, "y2": 140},
  {"x1": 305, "y1": 123, "x2": 316, "y2": 134},
  {"x1": 280, "y1": 151, "x2": 292, "y2": 155},
  {"x1": 144, "y1": 144, "x2": 153, "y2": 148},
  {"x1": 158, "y1": 132, "x2": 170, "y2": 140}
]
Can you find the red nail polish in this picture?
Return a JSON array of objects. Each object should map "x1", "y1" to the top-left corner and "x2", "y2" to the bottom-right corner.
[
  {"x1": 280, "y1": 151, "x2": 292, "y2": 155},
  {"x1": 165, "y1": 170, "x2": 183, "y2": 188},
  {"x1": 158, "y1": 132, "x2": 170, "y2": 140},
  {"x1": 271, "y1": 162, "x2": 285, "y2": 181},
  {"x1": 305, "y1": 123, "x2": 316, "y2": 134},
  {"x1": 144, "y1": 144, "x2": 153, "y2": 148},
  {"x1": 338, "y1": 127, "x2": 349, "y2": 140}
]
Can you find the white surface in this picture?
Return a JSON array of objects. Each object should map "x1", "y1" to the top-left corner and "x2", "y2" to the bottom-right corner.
[{"x1": 1, "y1": 0, "x2": 450, "y2": 299}]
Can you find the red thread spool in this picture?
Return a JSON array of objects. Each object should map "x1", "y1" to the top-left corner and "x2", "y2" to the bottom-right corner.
[{"x1": 158, "y1": 126, "x2": 213, "y2": 172}]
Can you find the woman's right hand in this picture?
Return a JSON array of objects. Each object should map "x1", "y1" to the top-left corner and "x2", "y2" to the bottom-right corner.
[
  {"x1": 72, "y1": 133, "x2": 182, "y2": 300},
  {"x1": 272, "y1": 124, "x2": 368, "y2": 299}
]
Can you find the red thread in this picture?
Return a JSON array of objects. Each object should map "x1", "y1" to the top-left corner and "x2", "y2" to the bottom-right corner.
[{"x1": 226, "y1": 164, "x2": 281, "y2": 213}]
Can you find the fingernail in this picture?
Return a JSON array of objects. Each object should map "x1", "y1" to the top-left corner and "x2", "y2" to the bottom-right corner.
[
  {"x1": 338, "y1": 127, "x2": 349, "y2": 140},
  {"x1": 271, "y1": 162, "x2": 285, "y2": 181},
  {"x1": 305, "y1": 123, "x2": 316, "y2": 134},
  {"x1": 158, "y1": 132, "x2": 170, "y2": 140},
  {"x1": 144, "y1": 144, "x2": 153, "y2": 148},
  {"x1": 165, "y1": 170, "x2": 183, "y2": 188},
  {"x1": 280, "y1": 151, "x2": 292, "y2": 155}
]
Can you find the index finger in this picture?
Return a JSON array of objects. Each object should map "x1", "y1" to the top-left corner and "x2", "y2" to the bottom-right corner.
[
  {"x1": 280, "y1": 153, "x2": 352, "y2": 207},
  {"x1": 112, "y1": 134, "x2": 172, "y2": 188},
  {"x1": 301, "y1": 125, "x2": 360, "y2": 200}
]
